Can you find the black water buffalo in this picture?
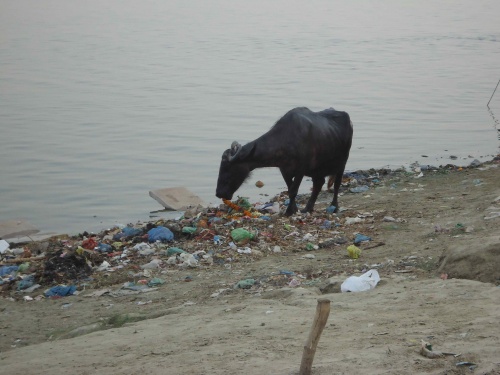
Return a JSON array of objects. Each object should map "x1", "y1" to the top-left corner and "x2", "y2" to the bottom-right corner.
[{"x1": 216, "y1": 107, "x2": 353, "y2": 216}]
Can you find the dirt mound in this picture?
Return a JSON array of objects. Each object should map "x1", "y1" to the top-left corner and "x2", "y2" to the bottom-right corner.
[{"x1": 438, "y1": 236, "x2": 500, "y2": 284}]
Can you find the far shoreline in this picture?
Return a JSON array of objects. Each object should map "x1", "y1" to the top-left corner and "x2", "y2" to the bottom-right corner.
[{"x1": 3, "y1": 153, "x2": 499, "y2": 244}]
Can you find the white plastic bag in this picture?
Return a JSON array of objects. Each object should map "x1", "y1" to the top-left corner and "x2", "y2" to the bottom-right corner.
[
  {"x1": 178, "y1": 253, "x2": 199, "y2": 267},
  {"x1": 97, "y1": 261, "x2": 111, "y2": 272},
  {"x1": 140, "y1": 258, "x2": 162, "y2": 269},
  {"x1": 341, "y1": 269, "x2": 380, "y2": 293}
]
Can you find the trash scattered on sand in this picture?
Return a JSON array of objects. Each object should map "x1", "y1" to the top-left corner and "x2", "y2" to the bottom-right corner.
[{"x1": 1, "y1": 160, "x2": 497, "y2": 304}]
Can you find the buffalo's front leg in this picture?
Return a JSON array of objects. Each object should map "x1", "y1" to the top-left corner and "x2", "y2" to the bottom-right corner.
[
  {"x1": 302, "y1": 176, "x2": 325, "y2": 213},
  {"x1": 282, "y1": 173, "x2": 303, "y2": 216}
]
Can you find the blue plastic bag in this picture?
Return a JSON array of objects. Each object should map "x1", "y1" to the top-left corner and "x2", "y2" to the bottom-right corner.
[
  {"x1": 113, "y1": 227, "x2": 142, "y2": 240},
  {"x1": 97, "y1": 243, "x2": 113, "y2": 253},
  {"x1": 0, "y1": 265, "x2": 18, "y2": 277},
  {"x1": 148, "y1": 226, "x2": 174, "y2": 242},
  {"x1": 45, "y1": 285, "x2": 77, "y2": 297},
  {"x1": 17, "y1": 275, "x2": 35, "y2": 290},
  {"x1": 354, "y1": 233, "x2": 372, "y2": 244},
  {"x1": 350, "y1": 186, "x2": 369, "y2": 193}
]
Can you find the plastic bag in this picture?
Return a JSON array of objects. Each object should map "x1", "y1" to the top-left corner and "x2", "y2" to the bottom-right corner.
[
  {"x1": 354, "y1": 233, "x2": 371, "y2": 244},
  {"x1": 148, "y1": 226, "x2": 174, "y2": 242},
  {"x1": 17, "y1": 275, "x2": 35, "y2": 291},
  {"x1": 341, "y1": 269, "x2": 380, "y2": 293},
  {"x1": 0, "y1": 265, "x2": 19, "y2": 277},
  {"x1": 44, "y1": 285, "x2": 77, "y2": 297},
  {"x1": 230, "y1": 228, "x2": 254, "y2": 244},
  {"x1": 347, "y1": 245, "x2": 361, "y2": 259},
  {"x1": 234, "y1": 278, "x2": 255, "y2": 289},
  {"x1": 350, "y1": 185, "x2": 369, "y2": 193},
  {"x1": 141, "y1": 259, "x2": 162, "y2": 269},
  {"x1": 178, "y1": 253, "x2": 198, "y2": 267},
  {"x1": 113, "y1": 226, "x2": 142, "y2": 240},
  {"x1": 166, "y1": 247, "x2": 186, "y2": 256}
]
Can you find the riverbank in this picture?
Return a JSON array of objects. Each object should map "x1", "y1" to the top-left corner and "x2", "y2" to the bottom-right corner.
[{"x1": 1, "y1": 156, "x2": 500, "y2": 374}]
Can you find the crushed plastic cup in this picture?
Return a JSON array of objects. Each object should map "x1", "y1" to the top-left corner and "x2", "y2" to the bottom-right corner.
[{"x1": 341, "y1": 269, "x2": 380, "y2": 292}]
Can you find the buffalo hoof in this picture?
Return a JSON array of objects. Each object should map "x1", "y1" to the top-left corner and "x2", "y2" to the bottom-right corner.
[{"x1": 285, "y1": 204, "x2": 298, "y2": 216}]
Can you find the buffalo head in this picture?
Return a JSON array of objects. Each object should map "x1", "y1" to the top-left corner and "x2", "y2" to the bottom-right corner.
[{"x1": 215, "y1": 141, "x2": 252, "y2": 200}]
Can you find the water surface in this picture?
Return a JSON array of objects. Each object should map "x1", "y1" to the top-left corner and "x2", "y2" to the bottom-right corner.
[{"x1": 1, "y1": 0, "x2": 499, "y2": 234}]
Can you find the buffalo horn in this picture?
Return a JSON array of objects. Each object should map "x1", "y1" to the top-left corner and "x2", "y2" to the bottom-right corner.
[{"x1": 228, "y1": 141, "x2": 242, "y2": 161}]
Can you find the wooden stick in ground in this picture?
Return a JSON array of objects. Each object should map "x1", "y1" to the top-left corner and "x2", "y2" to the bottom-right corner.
[{"x1": 299, "y1": 298, "x2": 331, "y2": 375}]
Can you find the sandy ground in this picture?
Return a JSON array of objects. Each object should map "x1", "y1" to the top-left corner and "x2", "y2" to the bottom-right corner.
[{"x1": 1, "y1": 159, "x2": 500, "y2": 374}]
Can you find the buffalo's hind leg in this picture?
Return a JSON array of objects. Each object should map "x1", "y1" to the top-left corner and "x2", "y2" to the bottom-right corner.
[
  {"x1": 330, "y1": 167, "x2": 346, "y2": 213},
  {"x1": 302, "y1": 176, "x2": 325, "y2": 213}
]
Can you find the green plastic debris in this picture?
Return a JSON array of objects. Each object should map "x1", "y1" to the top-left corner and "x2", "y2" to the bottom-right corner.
[
  {"x1": 231, "y1": 228, "x2": 254, "y2": 244},
  {"x1": 167, "y1": 247, "x2": 186, "y2": 256},
  {"x1": 306, "y1": 243, "x2": 315, "y2": 251},
  {"x1": 347, "y1": 244, "x2": 361, "y2": 259},
  {"x1": 234, "y1": 278, "x2": 255, "y2": 289},
  {"x1": 18, "y1": 262, "x2": 30, "y2": 273},
  {"x1": 236, "y1": 197, "x2": 252, "y2": 209},
  {"x1": 182, "y1": 226, "x2": 197, "y2": 234},
  {"x1": 147, "y1": 278, "x2": 165, "y2": 287}
]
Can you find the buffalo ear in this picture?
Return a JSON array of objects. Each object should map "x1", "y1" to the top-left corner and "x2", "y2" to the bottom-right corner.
[{"x1": 230, "y1": 142, "x2": 255, "y2": 163}]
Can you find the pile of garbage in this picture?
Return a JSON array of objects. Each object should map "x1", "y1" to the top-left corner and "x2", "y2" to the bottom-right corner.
[{"x1": 0, "y1": 159, "x2": 494, "y2": 299}]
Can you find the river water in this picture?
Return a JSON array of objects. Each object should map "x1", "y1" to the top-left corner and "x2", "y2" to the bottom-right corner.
[{"x1": 1, "y1": 0, "x2": 499, "y2": 235}]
